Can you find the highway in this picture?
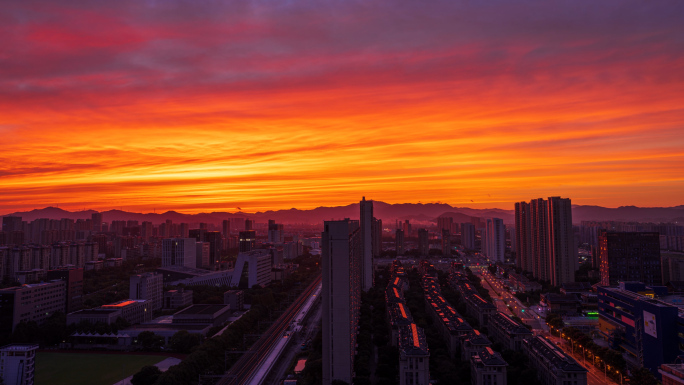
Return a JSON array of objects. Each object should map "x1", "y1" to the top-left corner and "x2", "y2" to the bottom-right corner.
[{"x1": 218, "y1": 275, "x2": 322, "y2": 385}]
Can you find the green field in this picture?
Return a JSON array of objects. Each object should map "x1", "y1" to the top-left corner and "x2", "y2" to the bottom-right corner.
[{"x1": 36, "y1": 352, "x2": 165, "y2": 385}]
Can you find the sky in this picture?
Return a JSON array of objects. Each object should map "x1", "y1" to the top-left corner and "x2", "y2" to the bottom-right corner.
[{"x1": 1, "y1": 0, "x2": 684, "y2": 214}]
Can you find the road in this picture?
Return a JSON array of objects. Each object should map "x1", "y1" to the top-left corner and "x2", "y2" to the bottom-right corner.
[{"x1": 218, "y1": 275, "x2": 322, "y2": 385}]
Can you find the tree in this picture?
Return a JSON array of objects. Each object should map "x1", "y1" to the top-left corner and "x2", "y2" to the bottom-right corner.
[
  {"x1": 630, "y1": 367, "x2": 659, "y2": 385},
  {"x1": 130, "y1": 365, "x2": 162, "y2": 385},
  {"x1": 169, "y1": 330, "x2": 202, "y2": 354},
  {"x1": 136, "y1": 331, "x2": 164, "y2": 351}
]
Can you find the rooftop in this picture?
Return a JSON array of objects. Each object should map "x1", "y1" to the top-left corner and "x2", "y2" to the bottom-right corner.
[
  {"x1": 474, "y1": 347, "x2": 508, "y2": 366},
  {"x1": 398, "y1": 323, "x2": 429, "y2": 356},
  {"x1": 0, "y1": 344, "x2": 39, "y2": 352},
  {"x1": 524, "y1": 336, "x2": 587, "y2": 372},
  {"x1": 175, "y1": 304, "x2": 229, "y2": 316}
]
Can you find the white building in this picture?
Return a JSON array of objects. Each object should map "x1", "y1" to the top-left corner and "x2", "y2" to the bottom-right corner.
[
  {"x1": 0, "y1": 344, "x2": 38, "y2": 385},
  {"x1": 130, "y1": 272, "x2": 164, "y2": 311},
  {"x1": 162, "y1": 238, "x2": 197, "y2": 268}
]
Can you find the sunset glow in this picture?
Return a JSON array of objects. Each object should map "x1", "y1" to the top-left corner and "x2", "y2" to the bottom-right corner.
[{"x1": 2, "y1": 0, "x2": 683, "y2": 213}]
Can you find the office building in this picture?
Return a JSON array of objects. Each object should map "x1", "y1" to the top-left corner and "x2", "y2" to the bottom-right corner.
[
  {"x1": 597, "y1": 282, "x2": 683, "y2": 372},
  {"x1": 523, "y1": 336, "x2": 587, "y2": 385},
  {"x1": 190, "y1": 230, "x2": 222, "y2": 266},
  {"x1": 162, "y1": 238, "x2": 197, "y2": 268},
  {"x1": 238, "y1": 230, "x2": 256, "y2": 252},
  {"x1": 599, "y1": 232, "x2": 661, "y2": 286},
  {"x1": 245, "y1": 219, "x2": 254, "y2": 231},
  {"x1": 0, "y1": 281, "x2": 66, "y2": 334},
  {"x1": 0, "y1": 344, "x2": 38, "y2": 385},
  {"x1": 322, "y1": 219, "x2": 362, "y2": 385},
  {"x1": 471, "y1": 347, "x2": 508, "y2": 385},
  {"x1": 268, "y1": 220, "x2": 284, "y2": 243},
  {"x1": 484, "y1": 218, "x2": 505, "y2": 263},
  {"x1": 398, "y1": 324, "x2": 430, "y2": 385},
  {"x1": 360, "y1": 197, "x2": 374, "y2": 291},
  {"x1": 130, "y1": 272, "x2": 163, "y2": 311},
  {"x1": 46, "y1": 268, "x2": 84, "y2": 313},
  {"x1": 418, "y1": 228, "x2": 429, "y2": 256},
  {"x1": 396, "y1": 229, "x2": 405, "y2": 255},
  {"x1": 223, "y1": 290, "x2": 244, "y2": 311},
  {"x1": 462, "y1": 223, "x2": 476, "y2": 250}
]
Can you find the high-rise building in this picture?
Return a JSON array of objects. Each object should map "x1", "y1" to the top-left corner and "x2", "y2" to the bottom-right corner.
[
  {"x1": 179, "y1": 223, "x2": 189, "y2": 238},
  {"x1": 222, "y1": 220, "x2": 230, "y2": 240},
  {"x1": 548, "y1": 197, "x2": 577, "y2": 286},
  {"x1": 438, "y1": 216, "x2": 453, "y2": 232},
  {"x1": 46, "y1": 268, "x2": 84, "y2": 313},
  {"x1": 141, "y1": 221, "x2": 153, "y2": 241},
  {"x1": 267, "y1": 221, "x2": 284, "y2": 243},
  {"x1": 484, "y1": 218, "x2": 505, "y2": 263},
  {"x1": 372, "y1": 217, "x2": 382, "y2": 258},
  {"x1": 461, "y1": 223, "x2": 476, "y2": 250},
  {"x1": 418, "y1": 229, "x2": 429, "y2": 257},
  {"x1": 196, "y1": 242, "x2": 210, "y2": 268},
  {"x1": 245, "y1": 219, "x2": 254, "y2": 231},
  {"x1": 441, "y1": 229, "x2": 451, "y2": 256},
  {"x1": 322, "y1": 219, "x2": 361, "y2": 385},
  {"x1": 396, "y1": 229, "x2": 405, "y2": 255},
  {"x1": 403, "y1": 220, "x2": 411, "y2": 236},
  {"x1": 238, "y1": 230, "x2": 256, "y2": 252},
  {"x1": 600, "y1": 232, "x2": 661, "y2": 286},
  {"x1": 360, "y1": 197, "x2": 374, "y2": 291},
  {"x1": 530, "y1": 198, "x2": 550, "y2": 281},
  {"x1": 515, "y1": 197, "x2": 575, "y2": 286},
  {"x1": 0, "y1": 344, "x2": 38, "y2": 385},
  {"x1": 130, "y1": 272, "x2": 163, "y2": 311},
  {"x1": 161, "y1": 238, "x2": 197, "y2": 268},
  {"x1": 91, "y1": 212, "x2": 103, "y2": 232}
]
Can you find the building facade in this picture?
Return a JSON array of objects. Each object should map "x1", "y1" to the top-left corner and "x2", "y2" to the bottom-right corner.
[
  {"x1": 600, "y1": 232, "x2": 661, "y2": 286},
  {"x1": 130, "y1": 272, "x2": 163, "y2": 311},
  {"x1": 0, "y1": 344, "x2": 38, "y2": 385}
]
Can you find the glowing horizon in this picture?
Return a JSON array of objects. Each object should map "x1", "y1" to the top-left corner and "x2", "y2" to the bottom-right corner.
[{"x1": 2, "y1": 0, "x2": 683, "y2": 214}]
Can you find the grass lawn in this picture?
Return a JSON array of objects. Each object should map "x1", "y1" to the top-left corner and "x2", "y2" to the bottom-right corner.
[{"x1": 36, "y1": 352, "x2": 166, "y2": 385}]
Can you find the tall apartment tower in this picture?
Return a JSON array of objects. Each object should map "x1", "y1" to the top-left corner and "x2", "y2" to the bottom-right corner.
[
  {"x1": 530, "y1": 198, "x2": 550, "y2": 281},
  {"x1": 418, "y1": 229, "x2": 429, "y2": 257},
  {"x1": 600, "y1": 231, "x2": 661, "y2": 286},
  {"x1": 91, "y1": 212, "x2": 103, "y2": 232},
  {"x1": 515, "y1": 197, "x2": 575, "y2": 285},
  {"x1": 484, "y1": 218, "x2": 505, "y2": 263},
  {"x1": 514, "y1": 202, "x2": 531, "y2": 272},
  {"x1": 130, "y1": 272, "x2": 163, "y2": 311},
  {"x1": 396, "y1": 229, "x2": 405, "y2": 255},
  {"x1": 161, "y1": 238, "x2": 197, "y2": 268},
  {"x1": 322, "y1": 219, "x2": 362, "y2": 385},
  {"x1": 360, "y1": 197, "x2": 374, "y2": 291},
  {"x1": 245, "y1": 219, "x2": 254, "y2": 231},
  {"x1": 222, "y1": 220, "x2": 230, "y2": 240},
  {"x1": 461, "y1": 223, "x2": 476, "y2": 250},
  {"x1": 441, "y1": 229, "x2": 451, "y2": 256},
  {"x1": 372, "y1": 217, "x2": 382, "y2": 257},
  {"x1": 548, "y1": 197, "x2": 576, "y2": 286}
]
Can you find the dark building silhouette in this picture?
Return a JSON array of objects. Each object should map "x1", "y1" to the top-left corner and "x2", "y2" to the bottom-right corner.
[{"x1": 600, "y1": 231, "x2": 661, "y2": 286}]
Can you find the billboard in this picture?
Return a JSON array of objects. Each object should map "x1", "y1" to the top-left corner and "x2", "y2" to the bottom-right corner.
[{"x1": 644, "y1": 310, "x2": 657, "y2": 338}]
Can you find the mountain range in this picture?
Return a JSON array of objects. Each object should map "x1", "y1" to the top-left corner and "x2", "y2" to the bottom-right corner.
[{"x1": 3, "y1": 203, "x2": 684, "y2": 226}]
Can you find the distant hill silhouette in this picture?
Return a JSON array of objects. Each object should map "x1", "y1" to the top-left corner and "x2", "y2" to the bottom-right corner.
[{"x1": 3, "y1": 203, "x2": 683, "y2": 226}]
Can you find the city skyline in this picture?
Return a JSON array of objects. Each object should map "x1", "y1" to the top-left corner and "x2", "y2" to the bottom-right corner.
[{"x1": 3, "y1": 0, "x2": 684, "y2": 213}]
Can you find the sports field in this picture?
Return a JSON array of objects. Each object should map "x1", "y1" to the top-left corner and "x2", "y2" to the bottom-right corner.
[{"x1": 36, "y1": 352, "x2": 165, "y2": 385}]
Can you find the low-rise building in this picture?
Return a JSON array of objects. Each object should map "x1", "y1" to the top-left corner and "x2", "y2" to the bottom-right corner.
[
  {"x1": 423, "y1": 276, "x2": 473, "y2": 358},
  {"x1": 0, "y1": 344, "x2": 38, "y2": 385},
  {"x1": 461, "y1": 330, "x2": 492, "y2": 362},
  {"x1": 164, "y1": 288, "x2": 193, "y2": 310},
  {"x1": 471, "y1": 347, "x2": 508, "y2": 385},
  {"x1": 398, "y1": 323, "x2": 430, "y2": 385},
  {"x1": 223, "y1": 290, "x2": 244, "y2": 311},
  {"x1": 172, "y1": 304, "x2": 231, "y2": 327},
  {"x1": 660, "y1": 363, "x2": 684, "y2": 385},
  {"x1": 464, "y1": 293, "x2": 497, "y2": 327},
  {"x1": 541, "y1": 293, "x2": 581, "y2": 315},
  {"x1": 488, "y1": 312, "x2": 533, "y2": 351},
  {"x1": 522, "y1": 336, "x2": 587, "y2": 385},
  {"x1": 67, "y1": 299, "x2": 151, "y2": 325}
]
